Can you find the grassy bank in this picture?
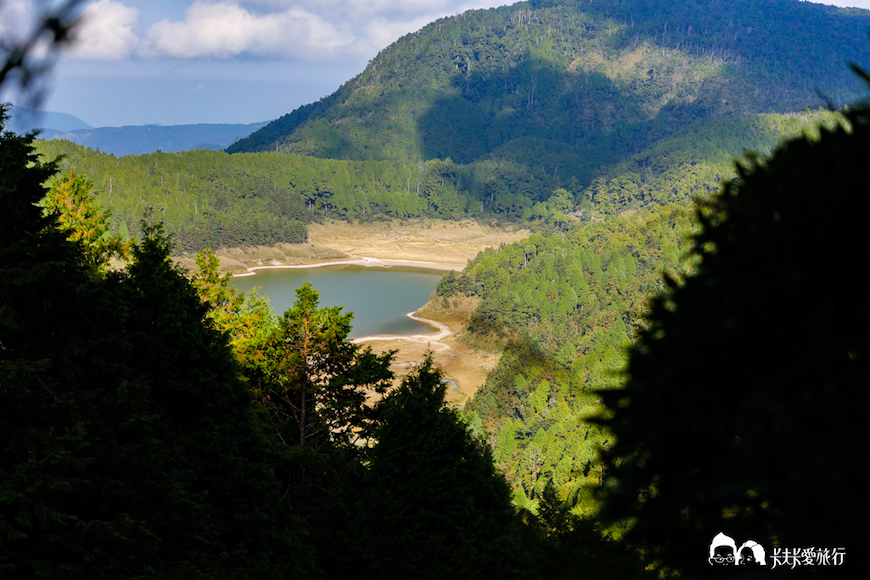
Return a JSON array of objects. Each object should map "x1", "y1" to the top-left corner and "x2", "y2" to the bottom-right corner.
[{"x1": 174, "y1": 217, "x2": 530, "y2": 274}]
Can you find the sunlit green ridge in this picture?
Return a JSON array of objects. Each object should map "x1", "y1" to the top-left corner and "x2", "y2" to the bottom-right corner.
[{"x1": 229, "y1": 0, "x2": 870, "y2": 185}]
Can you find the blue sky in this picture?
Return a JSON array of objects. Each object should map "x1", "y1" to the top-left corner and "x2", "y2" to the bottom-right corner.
[{"x1": 2, "y1": 0, "x2": 869, "y2": 127}]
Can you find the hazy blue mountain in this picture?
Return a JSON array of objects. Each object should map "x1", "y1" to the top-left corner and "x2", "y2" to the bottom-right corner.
[
  {"x1": 8, "y1": 106, "x2": 93, "y2": 133},
  {"x1": 40, "y1": 122, "x2": 268, "y2": 156}
]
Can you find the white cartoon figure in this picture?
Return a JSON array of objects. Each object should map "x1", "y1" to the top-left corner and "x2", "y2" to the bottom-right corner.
[
  {"x1": 737, "y1": 539, "x2": 766, "y2": 566},
  {"x1": 708, "y1": 532, "x2": 738, "y2": 566}
]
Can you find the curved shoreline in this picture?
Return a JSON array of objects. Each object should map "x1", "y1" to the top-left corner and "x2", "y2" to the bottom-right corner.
[
  {"x1": 232, "y1": 256, "x2": 459, "y2": 343},
  {"x1": 351, "y1": 311, "x2": 452, "y2": 344},
  {"x1": 231, "y1": 255, "x2": 464, "y2": 277}
]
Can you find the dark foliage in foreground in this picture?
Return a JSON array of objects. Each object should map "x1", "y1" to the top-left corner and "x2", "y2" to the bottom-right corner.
[{"x1": 596, "y1": 84, "x2": 870, "y2": 576}]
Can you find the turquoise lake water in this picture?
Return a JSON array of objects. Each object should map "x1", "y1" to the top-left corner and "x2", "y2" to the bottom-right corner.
[{"x1": 229, "y1": 264, "x2": 445, "y2": 338}]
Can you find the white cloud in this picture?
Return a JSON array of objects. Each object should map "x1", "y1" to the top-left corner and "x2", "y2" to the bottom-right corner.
[
  {"x1": 139, "y1": 1, "x2": 351, "y2": 59},
  {"x1": 131, "y1": 0, "x2": 512, "y2": 61},
  {"x1": 69, "y1": 0, "x2": 141, "y2": 60},
  {"x1": 348, "y1": 14, "x2": 438, "y2": 59},
  {"x1": 0, "y1": 1, "x2": 35, "y2": 42},
  {"x1": 57, "y1": 0, "x2": 870, "y2": 67},
  {"x1": 21, "y1": 0, "x2": 512, "y2": 64}
]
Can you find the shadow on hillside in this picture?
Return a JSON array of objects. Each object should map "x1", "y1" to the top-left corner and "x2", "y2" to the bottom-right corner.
[{"x1": 416, "y1": 57, "x2": 716, "y2": 183}]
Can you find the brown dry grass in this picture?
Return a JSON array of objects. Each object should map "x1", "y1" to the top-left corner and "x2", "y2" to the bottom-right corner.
[
  {"x1": 173, "y1": 218, "x2": 529, "y2": 275},
  {"x1": 174, "y1": 242, "x2": 349, "y2": 274},
  {"x1": 173, "y1": 218, "x2": 520, "y2": 405},
  {"x1": 307, "y1": 218, "x2": 530, "y2": 265}
]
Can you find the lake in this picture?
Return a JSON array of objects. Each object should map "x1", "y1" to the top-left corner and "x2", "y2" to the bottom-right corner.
[{"x1": 229, "y1": 265, "x2": 445, "y2": 338}]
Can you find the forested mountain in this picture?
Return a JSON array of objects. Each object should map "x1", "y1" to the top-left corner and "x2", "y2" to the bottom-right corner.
[
  {"x1": 27, "y1": 0, "x2": 866, "y2": 524},
  {"x1": 32, "y1": 1, "x2": 863, "y2": 255},
  {"x1": 36, "y1": 106, "x2": 838, "y2": 254},
  {"x1": 228, "y1": 0, "x2": 870, "y2": 186},
  {"x1": 432, "y1": 107, "x2": 857, "y2": 518},
  {"x1": 37, "y1": 108, "x2": 835, "y2": 245},
  {"x1": 5, "y1": 0, "x2": 869, "y2": 574},
  {"x1": 437, "y1": 205, "x2": 697, "y2": 512}
]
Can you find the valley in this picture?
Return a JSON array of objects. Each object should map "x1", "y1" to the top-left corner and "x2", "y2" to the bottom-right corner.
[
  {"x1": 26, "y1": 0, "x2": 863, "y2": 520},
  {"x1": 4, "y1": 0, "x2": 869, "y2": 576},
  {"x1": 204, "y1": 218, "x2": 529, "y2": 406}
]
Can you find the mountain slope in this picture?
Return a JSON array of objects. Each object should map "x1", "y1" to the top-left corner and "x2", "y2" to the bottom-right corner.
[{"x1": 227, "y1": 0, "x2": 870, "y2": 185}]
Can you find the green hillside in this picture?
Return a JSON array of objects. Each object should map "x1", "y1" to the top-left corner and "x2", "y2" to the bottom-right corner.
[
  {"x1": 228, "y1": 0, "x2": 870, "y2": 186},
  {"x1": 35, "y1": 107, "x2": 834, "y2": 254},
  {"x1": 7, "y1": 3, "x2": 870, "y2": 574},
  {"x1": 28, "y1": 0, "x2": 869, "y2": 527},
  {"x1": 422, "y1": 108, "x2": 844, "y2": 512}
]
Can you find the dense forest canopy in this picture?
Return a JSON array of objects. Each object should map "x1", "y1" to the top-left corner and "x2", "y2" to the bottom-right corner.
[
  {"x1": 35, "y1": 107, "x2": 838, "y2": 253},
  {"x1": 229, "y1": 0, "x2": 870, "y2": 184},
  {"x1": 438, "y1": 204, "x2": 698, "y2": 512}
]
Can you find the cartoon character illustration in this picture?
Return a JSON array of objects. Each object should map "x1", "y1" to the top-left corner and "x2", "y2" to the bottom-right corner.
[
  {"x1": 737, "y1": 540, "x2": 766, "y2": 566},
  {"x1": 709, "y1": 532, "x2": 738, "y2": 565}
]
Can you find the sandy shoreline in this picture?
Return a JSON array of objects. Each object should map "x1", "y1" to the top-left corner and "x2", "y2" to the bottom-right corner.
[
  {"x1": 351, "y1": 311, "x2": 452, "y2": 343},
  {"x1": 231, "y1": 255, "x2": 464, "y2": 277}
]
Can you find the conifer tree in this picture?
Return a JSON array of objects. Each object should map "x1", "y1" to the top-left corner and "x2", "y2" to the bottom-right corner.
[
  {"x1": 259, "y1": 283, "x2": 394, "y2": 448},
  {"x1": 596, "y1": 94, "x2": 870, "y2": 574},
  {"x1": 42, "y1": 169, "x2": 128, "y2": 270},
  {"x1": 0, "y1": 107, "x2": 315, "y2": 578},
  {"x1": 362, "y1": 357, "x2": 523, "y2": 579}
]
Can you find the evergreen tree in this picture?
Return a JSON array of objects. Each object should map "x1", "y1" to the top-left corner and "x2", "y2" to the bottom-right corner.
[
  {"x1": 256, "y1": 283, "x2": 395, "y2": 449},
  {"x1": 596, "y1": 97, "x2": 870, "y2": 575},
  {"x1": 0, "y1": 106, "x2": 315, "y2": 579},
  {"x1": 362, "y1": 357, "x2": 523, "y2": 579},
  {"x1": 42, "y1": 169, "x2": 128, "y2": 271}
]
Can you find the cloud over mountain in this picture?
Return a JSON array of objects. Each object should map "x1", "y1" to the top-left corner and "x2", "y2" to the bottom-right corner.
[
  {"x1": 70, "y1": 0, "x2": 140, "y2": 60},
  {"x1": 53, "y1": 0, "x2": 509, "y2": 62},
  {"x1": 139, "y1": 2, "x2": 352, "y2": 59}
]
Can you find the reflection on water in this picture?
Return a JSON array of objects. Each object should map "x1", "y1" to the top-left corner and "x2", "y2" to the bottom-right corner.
[{"x1": 229, "y1": 265, "x2": 445, "y2": 338}]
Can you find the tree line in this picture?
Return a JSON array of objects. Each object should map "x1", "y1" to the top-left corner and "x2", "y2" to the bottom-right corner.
[{"x1": 34, "y1": 105, "x2": 833, "y2": 256}]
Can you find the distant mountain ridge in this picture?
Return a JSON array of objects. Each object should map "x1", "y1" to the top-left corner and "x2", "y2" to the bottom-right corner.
[
  {"x1": 40, "y1": 122, "x2": 268, "y2": 156},
  {"x1": 8, "y1": 106, "x2": 93, "y2": 133},
  {"x1": 7, "y1": 106, "x2": 266, "y2": 156},
  {"x1": 228, "y1": 0, "x2": 870, "y2": 184}
]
